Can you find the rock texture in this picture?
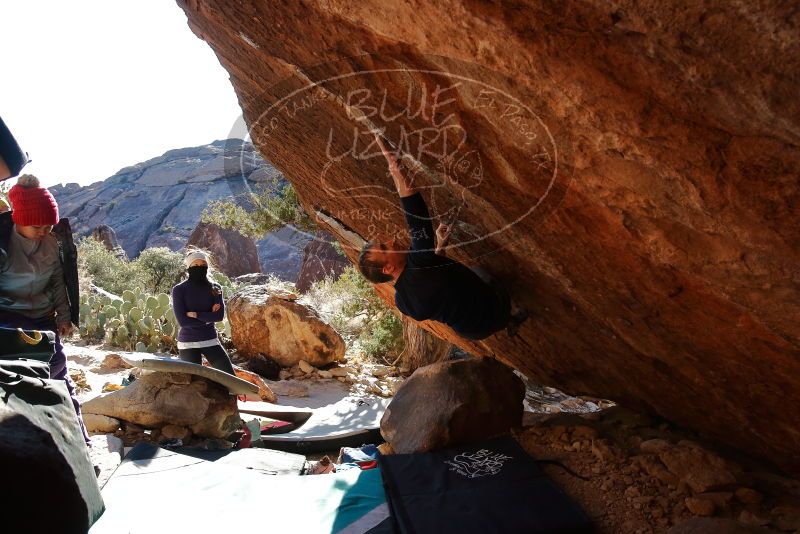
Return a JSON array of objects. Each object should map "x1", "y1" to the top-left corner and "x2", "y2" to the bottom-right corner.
[
  {"x1": 91, "y1": 224, "x2": 127, "y2": 260},
  {"x1": 517, "y1": 407, "x2": 800, "y2": 533},
  {"x1": 81, "y1": 371, "x2": 240, "y2": 438},
  {"x1": 295, "y1": 231, "x2": 349, "y2": 292},
  {"x1": 186, "y1": 221, "x2": 261, "y2": 277},
  {"x1": 401, "y1": 315, "x2": 452, "y2": 372},
  {"x1": 179, "y1": 1, "x2": 800, "y2": 473},
  {"x1": 227, "y1": 284, "x2": 345, "y2": 367},
  {"x1": 83, "y1": 413, "x2": 121, "y2": 434},
  {"x1": 50, "y1": 140, "x2": 345, "y2": 282},
  {"x1": 380, "y1": 358, "x2": 525, "y2": 453}
]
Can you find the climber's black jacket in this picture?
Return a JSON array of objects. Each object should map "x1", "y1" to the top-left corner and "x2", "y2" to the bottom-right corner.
[{"x1": 393, "y1": 193, "x2": 510, "y2": 340}]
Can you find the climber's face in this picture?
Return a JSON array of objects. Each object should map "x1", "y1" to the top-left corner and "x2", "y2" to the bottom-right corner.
[
  {"x1": 369, "y1": 239, "x2": 405, "y2": 275},
  {"x1": 16, "y1": 225, "x2": 52, "y2": 241}
]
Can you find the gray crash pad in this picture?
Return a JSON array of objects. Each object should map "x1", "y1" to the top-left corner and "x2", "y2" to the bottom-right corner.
[{"x1": 121, "y1": 353, "x2": 258, "y2": 395}]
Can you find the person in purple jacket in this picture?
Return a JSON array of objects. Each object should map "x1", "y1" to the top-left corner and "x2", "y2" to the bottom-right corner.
[{"x1": 171, "y1": 249, "x2": 235, "y2": 375}]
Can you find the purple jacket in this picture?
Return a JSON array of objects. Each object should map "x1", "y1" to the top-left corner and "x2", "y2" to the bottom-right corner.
[{"x1": 171, "y1": 280, "x2": 225, "y2": 343}]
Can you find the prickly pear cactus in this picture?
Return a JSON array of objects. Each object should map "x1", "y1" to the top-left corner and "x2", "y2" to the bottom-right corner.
[{"x1": 79, "y1": 287, "x2": 179, "y2": 354}]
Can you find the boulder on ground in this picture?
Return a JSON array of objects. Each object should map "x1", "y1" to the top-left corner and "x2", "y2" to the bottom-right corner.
[
  {"x1": 658, "y1": 443, "x2": 737, "y2": 493},
  {"x1": 83, "y1": 414, "x2": 120, "y2": 434},
  {"x1": 186, "y1": 222, "x2": 261, "y2": 277},
  {"x1": 295, "y1": 231, "x2": 348, "y2": 293},
  {"x1": 381, "y1": 357, "x2": 525, "y2": 453},
  {"x1": 93, "y1": 353, "x2": 132, "y2": 373},
  {"x1": 227, "y1": 284, "x2": 345, "y2": 367},
  {"x1": 82, "y1": 372, "x2": 239, "y2": 438}
]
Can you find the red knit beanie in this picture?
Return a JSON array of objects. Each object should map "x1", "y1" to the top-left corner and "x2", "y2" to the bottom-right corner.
[{"x1": 8, "y1": 174, "x2": 59, "y2": 226}]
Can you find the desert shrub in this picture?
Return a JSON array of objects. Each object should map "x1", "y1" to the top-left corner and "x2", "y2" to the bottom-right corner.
[
  {"x1": 133, "y1": 247, "x2": 184, "y2": 294},
  {"x1": 202, "y1": 178, "x2": 316, "y2": 238},
  {"x1": 77, "y1": 238, "x2": 145, "y2": 295},
  {"x1": 304, "y1": 266, "x2": 404, "y2": 362}
]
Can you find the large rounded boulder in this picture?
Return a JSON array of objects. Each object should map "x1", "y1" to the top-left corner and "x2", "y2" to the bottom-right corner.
[
  {"x1": 227, "y1": 284, "x2": 345, "y2": 367},
  {"x1": 81, "y1": 372, "x2": 239, "y2": 438},
  {"x1": 380, "y1": 357, "x2": 525, "y2": 453}
]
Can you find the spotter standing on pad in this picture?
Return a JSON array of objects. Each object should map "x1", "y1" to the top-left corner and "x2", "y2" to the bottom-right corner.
[
  {"x1": 171, "y1": 250, "x2": 235, "y2": 375},
  {"x1": 358, "y1": 133, "x2": 527, "y2": 340}
]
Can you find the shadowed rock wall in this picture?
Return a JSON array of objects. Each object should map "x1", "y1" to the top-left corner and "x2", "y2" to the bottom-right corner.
[{"x1": 177, "y1": 0, "x2": 800, "y2": 473}]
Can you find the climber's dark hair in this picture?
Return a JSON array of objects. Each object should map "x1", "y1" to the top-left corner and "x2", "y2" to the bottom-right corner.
[{"x1": 358, "y1": 241, "x2": 393, "y2": 284}]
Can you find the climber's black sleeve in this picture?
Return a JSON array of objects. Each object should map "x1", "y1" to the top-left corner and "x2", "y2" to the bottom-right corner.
[{"x1": 400, "y1": 192, "x2": 435, "y2": 253}]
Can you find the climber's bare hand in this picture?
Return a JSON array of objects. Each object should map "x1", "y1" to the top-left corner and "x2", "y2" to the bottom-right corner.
[{"x1": 435, "y1": 223, "x2": 452, "y2": 255}]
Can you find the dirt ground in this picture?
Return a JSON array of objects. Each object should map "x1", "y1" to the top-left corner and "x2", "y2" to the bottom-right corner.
[{"x1": 515, "y1": 409, "x2": 800, "y2": 533}]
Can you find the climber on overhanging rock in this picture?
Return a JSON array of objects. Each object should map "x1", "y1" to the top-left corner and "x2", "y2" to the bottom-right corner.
[{"x1": 358, "y1": 132, "x2": 528, "y2": 341}]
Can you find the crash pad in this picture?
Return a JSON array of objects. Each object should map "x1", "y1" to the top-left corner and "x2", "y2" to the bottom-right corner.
[
  {"x1": 121, "y1": 353, "x2": 258, "y2": 395},
  {"x1": 379, "y1": 435, "x2": 593, "y2": 533},
  {"x1": 241, "y1": 396, "x2": 390, "y2": 453},
  {"x1": 168, "y1": 446, "x2": 307, "y2": 476},
  {"x1": 91, "y1": 443, "x2": 391, "y2": 533}
]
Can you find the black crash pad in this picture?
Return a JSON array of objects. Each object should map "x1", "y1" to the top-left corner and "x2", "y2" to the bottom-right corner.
[{"x1": 379, "y1": 435, "x2": 593, "y2": 534}]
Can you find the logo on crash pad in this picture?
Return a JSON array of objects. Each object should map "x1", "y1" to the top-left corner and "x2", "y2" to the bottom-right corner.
[{"x1": 444, "y1": 449, "x2": 513, "y2": 478}]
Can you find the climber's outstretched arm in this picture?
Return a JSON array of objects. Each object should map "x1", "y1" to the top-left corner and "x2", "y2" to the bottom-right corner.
[{"x1": 375, "y1": 133, "x2": 418, "y2": 198}]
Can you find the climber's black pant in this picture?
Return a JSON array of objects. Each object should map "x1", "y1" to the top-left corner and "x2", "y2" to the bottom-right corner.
[
  {"x1": 450, "y1": 266, "x2": 512, "y2": 340},
  {"x1": 178, "y1": 344, "x2": 235, "y2": 375}
]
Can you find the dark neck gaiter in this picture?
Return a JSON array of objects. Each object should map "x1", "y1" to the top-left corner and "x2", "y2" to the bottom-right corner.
[{"x1": 187, "y1": 265, "x2": 209, "y2": 285}]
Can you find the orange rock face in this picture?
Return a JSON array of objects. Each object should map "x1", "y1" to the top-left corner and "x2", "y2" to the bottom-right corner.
[{"x1": 177, "y1": 1, "x2": 800, "y2": 473}]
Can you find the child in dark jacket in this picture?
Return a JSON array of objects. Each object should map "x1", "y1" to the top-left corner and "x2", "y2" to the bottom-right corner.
[{"x1": 171, "y1": 250, "x2": 235, "y2": 375}]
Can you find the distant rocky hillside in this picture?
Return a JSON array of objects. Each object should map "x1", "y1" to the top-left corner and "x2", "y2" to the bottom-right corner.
[{"x1": 50, "y1": 139, "x2": 346, "y2": 283}]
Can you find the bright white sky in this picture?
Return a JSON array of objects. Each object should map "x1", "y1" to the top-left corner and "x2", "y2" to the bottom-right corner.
[{"x1": 0, "y1": 1, "x2": 244, "y2": 188}]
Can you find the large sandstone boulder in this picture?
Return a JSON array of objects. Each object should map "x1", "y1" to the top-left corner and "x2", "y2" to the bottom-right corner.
[
  {"x1": 179, "y1": 1, "x2": 800, "y2": 474},
  {"x1": 227, "y1": 284, "x2": 345, "y2": 367},
  {"x1": 380, "y1": 357, "x2": 525, "y2": 453},
  {"x1": 295, "y1": 231, "x2": 348, "y2": 293},
  {"x1": 186, "y1": 221, "x2": 261, "y2": 277},
  {"x1": 81, "y1": 372, "x2": 239, "y2": 438}
]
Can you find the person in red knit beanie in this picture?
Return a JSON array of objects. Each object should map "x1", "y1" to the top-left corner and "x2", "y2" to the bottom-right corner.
[
  {"x1": 7, "y1": 173, "x2": 60, "y2": 239},
  {"x1": 0, "y1": 174, "x2": 89, "y2": 444}
]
